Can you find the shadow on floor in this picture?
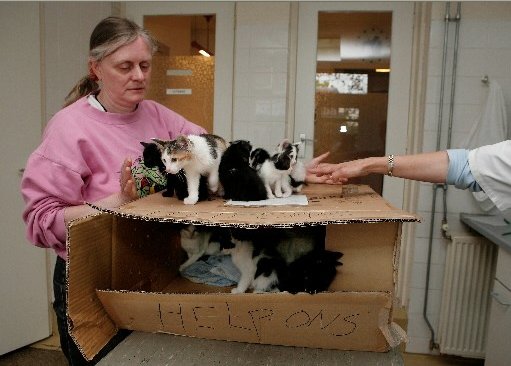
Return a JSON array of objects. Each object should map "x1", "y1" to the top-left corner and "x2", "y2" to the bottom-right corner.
[{"x1": 0, "y1": 347, "x2": 67, "y2": 366}]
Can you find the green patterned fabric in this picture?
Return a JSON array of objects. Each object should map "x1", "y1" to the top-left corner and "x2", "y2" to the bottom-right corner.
[{"x1": 131, "y1": 157, "x2": 167, "y2": 197}]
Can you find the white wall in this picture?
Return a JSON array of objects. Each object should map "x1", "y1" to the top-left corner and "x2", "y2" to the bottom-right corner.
[
  {"x1": 232, "y1": 2, "x2": 291, "y2": 151},
  {"x1": 43, "y1": 2, "x2": 114, "y2": 123},
  {"x1": 406, "y1": 2, "x2": 511, "y2": 355}
]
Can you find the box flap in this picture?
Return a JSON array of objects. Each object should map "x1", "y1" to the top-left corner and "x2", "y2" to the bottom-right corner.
[
  {"x1": 96, "y1": 290, "x2": 393, "y2": 352},
  {"x1": 67, "y1": 214, "x2": 117, "y2": 361},
  {"x1": 89, "y1": 184, "x2": 419, "y2": 227}
]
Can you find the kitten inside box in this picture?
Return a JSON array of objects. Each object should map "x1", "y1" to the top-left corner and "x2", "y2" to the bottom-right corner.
[{"x1": 177, "y1": 225, "x2": 343, "y2": 294}]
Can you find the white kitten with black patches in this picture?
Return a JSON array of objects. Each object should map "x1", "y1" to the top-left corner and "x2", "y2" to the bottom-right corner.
[
  {"x1": 222, "y1": 238, "x2": 279, "y2": 294},
  {"x1": 275, "y1": 140, "x2": 305, "y2": 192},
  {"x1": 223, "y1": 238, "x2": 258, "y2": 294},
  {"x1": 249, "y1": 148, "x2": 293, "y2": 199},
  {"x1": 153, "y1": 134, "x2": 227, "y2": 205},
  {"x1": 250, "y1": 140, "x2": 298, "y2": 198}
]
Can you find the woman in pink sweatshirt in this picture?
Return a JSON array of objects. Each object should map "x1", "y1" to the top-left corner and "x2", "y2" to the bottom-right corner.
[{"x1": 21, "y1": 17, "x2": 205, "y2": 365}]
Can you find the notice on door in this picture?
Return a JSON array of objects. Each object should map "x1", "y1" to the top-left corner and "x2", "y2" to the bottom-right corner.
[
  {"x1": 166, "y1": 89, "x2": 192, "y2": 95},
  {"x1": 166, "y1": 69, "x2": 193, "y2": 76}
]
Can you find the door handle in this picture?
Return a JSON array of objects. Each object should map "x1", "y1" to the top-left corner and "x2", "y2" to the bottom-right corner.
[{"x1": 299, "y1": 133, "x2": 313, "y2": 158}]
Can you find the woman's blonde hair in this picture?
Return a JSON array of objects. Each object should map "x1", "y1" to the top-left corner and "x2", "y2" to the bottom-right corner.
[{"x1": 64, "y1": 16, "x2": 157, "y2": 107}]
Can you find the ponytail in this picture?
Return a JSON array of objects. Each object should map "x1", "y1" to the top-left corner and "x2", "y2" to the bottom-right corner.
[{"x1": 63, "y1": 75, "x2": 99, "y2": 108}]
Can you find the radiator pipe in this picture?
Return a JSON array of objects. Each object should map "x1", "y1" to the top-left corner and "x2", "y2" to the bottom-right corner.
[
  {"x1": 423, "y1": 2, "x2": 461, "y2": 351},
  {"x1": 442, "y1": 2, "x2": 461, "y2": 241}
]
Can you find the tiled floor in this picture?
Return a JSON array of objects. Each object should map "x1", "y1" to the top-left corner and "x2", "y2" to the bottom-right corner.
[{"x1": 0, "y1": 330, "x2": 486, "y2": 366}]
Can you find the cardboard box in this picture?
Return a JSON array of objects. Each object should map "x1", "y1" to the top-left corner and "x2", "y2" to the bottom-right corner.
[{"x1": 66, "y1": 184, "x2": 418, "y2": 360}]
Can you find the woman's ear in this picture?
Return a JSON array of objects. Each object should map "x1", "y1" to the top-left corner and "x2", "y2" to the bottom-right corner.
[{"x1": 89, "y1": 59, "x2": 100, "y2": 81}]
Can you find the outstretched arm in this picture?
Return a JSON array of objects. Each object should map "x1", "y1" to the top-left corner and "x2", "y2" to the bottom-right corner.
[{"x1": 308, "y1": 151, "x2": 450, "y2": 184}]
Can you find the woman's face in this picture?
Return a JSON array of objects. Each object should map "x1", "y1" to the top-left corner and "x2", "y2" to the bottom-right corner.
[{"x1": 92, "y1": 36, "x2": 152, "y2": 113}]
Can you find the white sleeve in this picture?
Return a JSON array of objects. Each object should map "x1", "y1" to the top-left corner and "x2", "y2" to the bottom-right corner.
[{"x1": 468, "y1": 140, "x2": 511, "y2": 211}]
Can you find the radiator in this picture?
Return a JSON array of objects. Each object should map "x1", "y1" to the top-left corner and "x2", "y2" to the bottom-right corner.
[{"x1": 438, "y1": 235, "x2": 497, "y2": 358}]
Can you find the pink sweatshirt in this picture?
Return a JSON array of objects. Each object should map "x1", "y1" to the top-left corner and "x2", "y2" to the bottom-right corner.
[{"x1": 21, "y1": 97, "x2": 206, "y2": 259}]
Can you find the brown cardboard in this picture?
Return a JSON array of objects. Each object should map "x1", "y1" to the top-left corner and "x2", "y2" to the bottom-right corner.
[
  {"x1": 96, "y1": 291, "x2": 392, "y2": 351},
  {"x1": 67, "y1": 184, "x2": 419, "y2": 360},
  {"x1": 89, "y1": 184, "x2": 417, "y2": 227}
]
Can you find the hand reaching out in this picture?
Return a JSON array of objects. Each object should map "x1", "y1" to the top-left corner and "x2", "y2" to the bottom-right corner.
[
  {"x1": 305, "y1": 151, "x2": 344, "y2": 184},
  {"x1": 307, "y1": 157, "x2": 375, "y2": 184}
]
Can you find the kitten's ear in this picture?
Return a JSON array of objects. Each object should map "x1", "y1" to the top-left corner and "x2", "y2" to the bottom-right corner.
[
  {"x1": 151, "y1": 138, "x2": 167, "y2": 148},
  {"x1": 176, "y1": 135, "x2": 191, "y2": 150},
  {"x1": 140, "y1": 141, "x2": 151, "y2": 148}
]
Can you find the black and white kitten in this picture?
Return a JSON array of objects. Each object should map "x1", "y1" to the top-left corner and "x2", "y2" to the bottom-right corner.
[
  {"x1": 275, "y1": 139, "x2": 306, "y2": 193},
  {"x1": 222, "y1": 231, "x2": 285, "y2": 293},
  {"x1": 140, "y1": 141, "x2": 208, "y2": 202},
  {"x1": 218, "y1": 140, "x2": 267, "y2": 201},
  {"x1": 223, "y1": 228, "x2": 324, "y2": 293},
  {"x1": 249, "y1": 148, "x2": 293, "y2": 199}
]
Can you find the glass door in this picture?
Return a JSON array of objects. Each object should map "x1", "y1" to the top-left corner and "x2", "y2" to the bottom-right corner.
[
  {"x1": 315, "y1": 11, "x2": 391, "y2": 194},
  {"x1": 125, "y1": 2, "x2": 234, "y2": 139},
  {"x1": 144, "y1": 14, "x2": 216, "y2": 133},
  {"x1": 295, "y1": 2, "x2": 414, "y2": 206}
]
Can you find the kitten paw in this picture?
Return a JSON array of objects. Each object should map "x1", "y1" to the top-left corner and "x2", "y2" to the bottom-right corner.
[
  {"x1": 184, "y1": 196, "x2": 199, "y2": 205},
  {"x1": 275, "y1": 192, "x2": 283, "y2": 198},
  {"x1": 231, "y1": 287, "x2": 245, "y2": 294}
]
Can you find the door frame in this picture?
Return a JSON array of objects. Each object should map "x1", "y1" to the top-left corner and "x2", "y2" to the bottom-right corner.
[
  {"x1": 124, "y1": 2, "x2": 235, "y2": 140},
  {"x1": 294, "y1": 2, "x2": 414, "y2": 208}
]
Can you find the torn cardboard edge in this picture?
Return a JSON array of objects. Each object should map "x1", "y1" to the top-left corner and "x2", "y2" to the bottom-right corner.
[
  {"x1": 87, "y1": 201, "x2": 419, "y2": 228},
  {"x1": 66, "y1": 213, "x2": 118, "y2": 361},
  {"x1": 85, "y1": 184, "x2": 420, "y2": 228}
]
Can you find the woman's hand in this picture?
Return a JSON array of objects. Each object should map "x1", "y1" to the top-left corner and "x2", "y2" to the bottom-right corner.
[
  {"x1": 120, "y1": 158, "x2": 138, "y2": 200},
  {"x1": 305, "y1": 151, "x2": 344, "y2": 184}
]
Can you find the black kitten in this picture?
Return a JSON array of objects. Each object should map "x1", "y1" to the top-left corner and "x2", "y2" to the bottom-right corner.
[
  {"x1": 140, "y1": 142, "x2": 208, "y2": 201},
  {"x1": 280, "y1": 250, "x2": 344, "y2": 294},
  {"x1": 218, "y1": 140, "x2": 267, "y2": 201},
  {"x1": 141, "y1": 141, "x2": 165, "y2": 171}
]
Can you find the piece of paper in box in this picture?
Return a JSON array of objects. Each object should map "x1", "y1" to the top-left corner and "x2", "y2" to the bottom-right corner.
[{"x1": 226, "y1": 194, "x2": 308, "y2": 206}]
